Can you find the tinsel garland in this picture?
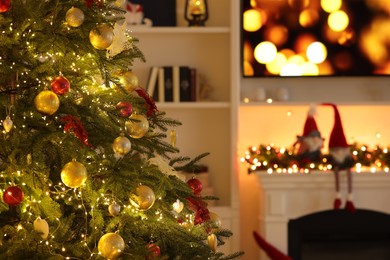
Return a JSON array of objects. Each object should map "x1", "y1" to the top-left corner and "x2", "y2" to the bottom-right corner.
[{"x1": 242, "y1": 143, "x2": 390, "y2": 173}]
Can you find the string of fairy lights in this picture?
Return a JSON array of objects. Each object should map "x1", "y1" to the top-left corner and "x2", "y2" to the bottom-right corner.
[{"x1": 241, "y1": 143, "x2": 390, "y2": 174}]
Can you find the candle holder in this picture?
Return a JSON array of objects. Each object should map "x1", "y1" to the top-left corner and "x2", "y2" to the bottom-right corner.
[{"x1": 184, "y1": 0, "x2": 208, "y2": 27}]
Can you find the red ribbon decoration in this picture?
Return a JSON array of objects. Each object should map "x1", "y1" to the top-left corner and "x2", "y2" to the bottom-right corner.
[
  {"x1": 61, "y1": 115, "x2": 93, "y2": 148},
  {"x1": 135, "y1": 88, "x2": 158, "y2": 117},
  {"x1": 187, "y1": 196, "x2": 210, "y2": 225}
]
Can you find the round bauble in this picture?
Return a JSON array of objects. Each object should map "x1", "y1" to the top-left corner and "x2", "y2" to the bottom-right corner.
[
  {"x1": 3, "y1": 186, "x2": 24, "y2": 206},
  {"x1": 116, "y1": 101, "x2": 133, "y2": 118},
  {"x1": 208, "y1": 212, "x2": 222, "y2": 232},
  {"x1": 130, "y1": 185, "x2": 155, "y2": 211},
  {"x1": 3, "y1": 115, "x2": 13, "y2": 133},
  {"x1": 187, "y1": 177, "x2": 203, "y2": 195},
  {"x1": 112, "y1": 135, "x2": 131, "y2": 156},
  {"x1": 60, "y1": 161, "x2": 87, "y2": 188},
  {"x1": 108, "y1": 202, "x2": 121, "y2": 217},
  {"x1": 117, "y1": 71, "x2": 139, "y2": 92},
  {"x1": 51, "y1": 76, "x2": 70, "y2": 95},
  {"x1": 114, "y1": 0, "x2": 126, "y2": 8},
  {"x1": 0, "y1": 0, "x2": 11, "y2": 13},
  {"x1": 34, "y1": 90, "x2": 60, "y2": 115},
  {"x1": 65, "y1": 7, "x2": 85, "y2": 27},
  {"x1": 98, "y1": 232, "x2": 125, "y2": 259},
  {"x1": 125, "y1": 113, "x2": 149, "y2": 139},
  {"x1": 89, "y1": 24, "x2": 114, "y2": 50},
  {"x1": 146, "y1": 243, "x2": 161, "y2": 259},
  {"x1": 33, "y1": 217, "x2": 49, "y2": 239}
]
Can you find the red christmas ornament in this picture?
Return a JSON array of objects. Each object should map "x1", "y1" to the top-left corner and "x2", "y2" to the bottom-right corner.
[
  {"x1": 116, "y1": 101, "x2": 133, "y2": 118},
  {"x1": 51, "y1": 76, "x2": 70, "y2": 95},
  {"x1": 187, "y1": 177, "x2": 203, "y2": 195},
  {"x1": 0, "y1": 0, "x2": 11, "y2": 13},
  {"x1": 3, "y1": 186, "x2": 24, "y2": 206},
  {"x1": 146, "y1": 243, "x2": 161, "y2": 259}
]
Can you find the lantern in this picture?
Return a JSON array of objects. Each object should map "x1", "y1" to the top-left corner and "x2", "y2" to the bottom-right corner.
[{"x1": 184, "y1": 0, "x2": 208, "y2": 27}]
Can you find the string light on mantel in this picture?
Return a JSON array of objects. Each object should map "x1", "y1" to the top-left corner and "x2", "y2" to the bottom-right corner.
[{"x1": 242, "y1": 143, "x2": 390, "y2": 174}]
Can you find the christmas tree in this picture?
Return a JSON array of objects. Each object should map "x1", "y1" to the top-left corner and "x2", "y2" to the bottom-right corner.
[{"x1": 0, "y1": 0, "x2": 242, "y2": 259}]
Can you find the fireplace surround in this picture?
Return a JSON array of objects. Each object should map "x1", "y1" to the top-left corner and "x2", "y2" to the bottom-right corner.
[{"x1": 256, "y1": 171, "x2": 390, "y2": 260}]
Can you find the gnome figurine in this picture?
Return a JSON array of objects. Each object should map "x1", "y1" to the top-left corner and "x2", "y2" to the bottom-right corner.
[
  {"x1": 294, "y1": 106, "x2": 324, "y2": 167},
  {"x1": 323, "y1": 103, "x2": 355, "y2": 213}
]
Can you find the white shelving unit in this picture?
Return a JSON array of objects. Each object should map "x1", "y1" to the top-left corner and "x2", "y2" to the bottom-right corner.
[{"x1": 128, "y1": 0, "x2": 241, "y2": 254}]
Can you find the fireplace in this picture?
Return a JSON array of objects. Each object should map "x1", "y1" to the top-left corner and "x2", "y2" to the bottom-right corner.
[
  {"x1": 256, "y1": 171, "x2": 390, "y2": 260},
  {"x1": 288, "y1": 209, "x2": 390, "y2": 260}
]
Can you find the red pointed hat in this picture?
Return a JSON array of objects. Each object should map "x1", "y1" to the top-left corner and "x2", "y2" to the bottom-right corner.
[
  {"x1": 302, "y1": 105, "x2": 319, "y2": 137},
  {"x1": 323, "y1": 103, "x2": 348, "y2": 148}
]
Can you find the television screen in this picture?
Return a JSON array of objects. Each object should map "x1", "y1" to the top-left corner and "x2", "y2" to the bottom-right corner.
[{"x1": 242, "y1": 0, "x2": 390, "y2": 77}]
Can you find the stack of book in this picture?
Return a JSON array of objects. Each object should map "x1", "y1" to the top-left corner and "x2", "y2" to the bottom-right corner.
[{"x1": 146, "y1": 66, "x2": 199, "y2": 102}]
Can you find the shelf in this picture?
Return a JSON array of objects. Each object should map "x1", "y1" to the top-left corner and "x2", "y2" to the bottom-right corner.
[
  {"x1": 127, "y1": 26, "x2": 230, "y2": 34},
  {"x1": 240, "y1": 101, "x2": 390, "y2": 106},
  {"x1": 157, "y1": 101, "x2": 230, "y2": 109}
]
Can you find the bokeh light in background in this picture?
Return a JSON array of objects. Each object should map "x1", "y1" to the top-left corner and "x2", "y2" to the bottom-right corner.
[{"x1": 242, "y1": 0, "x2": 390, "y2": 77}]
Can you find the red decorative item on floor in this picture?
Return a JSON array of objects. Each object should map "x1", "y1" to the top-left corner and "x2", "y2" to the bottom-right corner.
[
  {"x1": 3, "y1": 186, "x2": 24, "y2": 206},
  {"x1": 253, "y1": 231, "x2": 293, "y2": 260},
  {"x1": 51, "y1": 76, "x2": 70, "y2": 95},
  {"x1": 187, "y1": 177, "x2": 202, "y2": 195},
  {"x1": 0, "y1": 0, "x2": 11, "y2": 13}
]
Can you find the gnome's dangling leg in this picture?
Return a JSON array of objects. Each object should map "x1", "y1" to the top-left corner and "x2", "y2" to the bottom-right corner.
[
  {"x1": 345, "y1": 168, "x2": 356, "y2": 213},
  {"x1": 333, "y1": 166, "x2": 342, "y2": 210}
]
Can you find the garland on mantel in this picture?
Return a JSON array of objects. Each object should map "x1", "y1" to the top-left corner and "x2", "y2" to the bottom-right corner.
[{"x1": 241, "y1": 143, "x2": 390, "y2": 174}]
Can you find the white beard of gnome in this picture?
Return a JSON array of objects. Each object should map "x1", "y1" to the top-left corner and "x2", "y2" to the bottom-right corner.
[{"x1": 323, "y1": 103, "x2": 356, "y2": 213}]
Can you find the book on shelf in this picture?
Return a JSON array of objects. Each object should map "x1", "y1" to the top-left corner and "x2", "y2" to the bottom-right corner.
[
  {"x1": 189, "y1": 67, "x2": 198, "y2": 102},
  {"x1": 157, "y1": 67, "x2": 165, "y2": 102},
  {"x1": 146, "y1": 65, "x2": 198, "y2": 102},
  {"x1": 146, "y1": 66, "x2": 159, "y2": 97},
  {"x1": 163, "y1": 66, "x2": 174, "y2": 102}
]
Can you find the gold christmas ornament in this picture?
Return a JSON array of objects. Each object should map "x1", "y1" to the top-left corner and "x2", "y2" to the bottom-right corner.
[
  {"x1": 89, "y1": 24, "x2": 114, "y2": 50},
  {"x1": 112, "y1": 135, "x2": 131, "y2": 156},
  {"x1": 33, "y1": 217, "x2": 49, "y2": 240},
  {"x1": 60, "y1": 161, "x2": 87, "y2": 188},
  {"x1": 34, "y1": 90, "x2": 60, "y2": 115},
  {"x1": 114, "y1": 0, "x2": 126, "y2": 8},
  {"x1": 117, "y1": 70, "x2": 139, "y2": 92},
  {"x1": 65, "y1": 7, "x2": 85, "y2": 27},
  {"x1": 108, "y1": 202, "x2": 121, "y2": 216},
  {"x1": 173, "y1": 199, "x2": 184, "y2": 213},
  {"x1": 125, "y1": 113, "x2": 149, "y2": 139},
  {"x1": 209, "y1": 212, "x2": 222, "y2": 232},
  {"x1": 207, "y1": 233, "x2": 217, "y2": 252},
  {"x1": 3, "y1": 115, "x2": 13, "y2": 132},
  {"x1": 98, "y1": 232, "x2": 125, "y2": 259},
  {"x1": 130, "y1": 185, "x2": 155, "y2": 211}
]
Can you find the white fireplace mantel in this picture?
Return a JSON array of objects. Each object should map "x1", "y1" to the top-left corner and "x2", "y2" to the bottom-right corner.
[{"x1": 255, "y1": 171, "x2": 390, "y2": 260}]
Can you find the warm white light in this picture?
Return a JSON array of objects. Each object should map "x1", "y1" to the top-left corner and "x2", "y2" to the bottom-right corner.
[
  {"x1": 307, "y1": 42, "x2": 327, "y2": 64},
  {"x1": 243, "y1": 9, "x2": 263, "y2": 32},
  {"x1": 328, "y1": 10, "x2": 349, "y2": 32},
  {"x1": 321, "y1": 0, "x2": 342, "y2": 13},
  {"x1": 254, "y1": 41, "x2": 277, "y2": 64}
]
